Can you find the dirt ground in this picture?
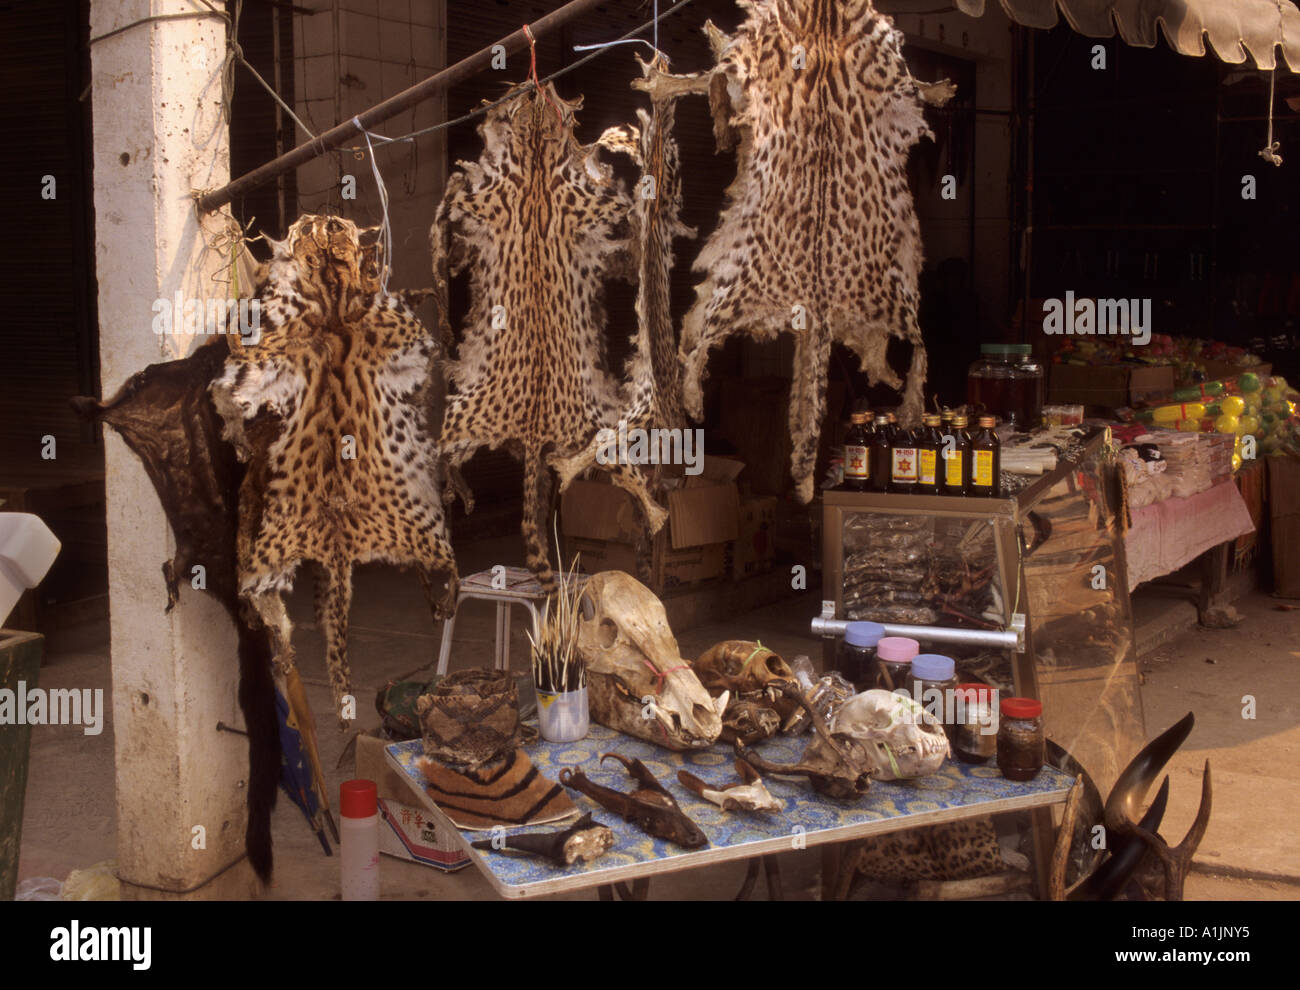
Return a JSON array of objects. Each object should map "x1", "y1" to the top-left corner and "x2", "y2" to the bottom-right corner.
[{"x1": 13, "y1": 534, "x2": 1300, "y2": 900}]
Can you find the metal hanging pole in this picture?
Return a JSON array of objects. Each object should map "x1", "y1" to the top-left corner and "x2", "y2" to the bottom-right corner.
[{"x1": 196, "y1": 0, "x2": 609, "y2": 214}]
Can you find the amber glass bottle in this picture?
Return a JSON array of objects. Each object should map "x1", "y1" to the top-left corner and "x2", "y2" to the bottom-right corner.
[
  {"x1": 916, "y1": 414, "x2": 942, "y2": 495},
  {"x1": 942, "y1": 414, "x2": 972, "y2": 496},
  {"x1": 842, "y1": 412, "x2": 872, "y2": 491},
  {"x1": 969, "y1": 415, "x2": 1002, "y2": 498},
  {"x1": 868, "y1": 412, "x2": 891, "y2": 492},
  {"x1": 889, "y1": 420, "x2": 919, "y2": 494}
]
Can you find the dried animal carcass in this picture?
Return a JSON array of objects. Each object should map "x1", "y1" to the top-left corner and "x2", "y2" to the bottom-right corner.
[
  {"x1": 212, "y1": 214, "x2": 459, "y2": 726},
  {"x1": 432, "y1": 82, "x2": 668, "y2": 588},
  {"x1": 655, "y1": 0, "x2": 955, "y2": 502},
  {"x1": 552, "y1": 57, "x2": 697, "y2": 495},
  {"x1": 71, "y1": 338, "x2": 281, "y2": 882},
  {"x1": 561, "y1": 753, "x2": 708, "y2": 848},
  {"x1": 575, "y1": 571, "x2": 724, "y2": 750}
]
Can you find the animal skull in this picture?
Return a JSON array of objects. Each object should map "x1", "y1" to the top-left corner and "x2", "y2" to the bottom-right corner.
[
  {"x1": 577, "y1": 571, "x2": 724, "y2": 750},
  {"x1": 693, "y1": 640, "x2": 798, "y2": 742},
  {"x1": 829, "y1": 690, "x2": 950, "y2": 781},
  {"x1": 693, "y1": 640, "x2": 795, "y2": 698}
]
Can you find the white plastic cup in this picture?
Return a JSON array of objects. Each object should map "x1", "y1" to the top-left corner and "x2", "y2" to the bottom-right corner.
[
  {"x1": 339, "y1": 779, "x2": 380, "y2": 900},
  {"x1": 536, "y1": 687, "x2": 589, "y2": 743}
]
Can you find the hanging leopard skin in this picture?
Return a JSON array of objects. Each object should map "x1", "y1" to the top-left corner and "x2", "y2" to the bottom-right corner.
[
  {"x1": 653, "y1": 0, "x2": 955, "y2": 502},
  {"x1": 212, "y1": 214, "x2": 459, "y2": 726},
  {"x1": 431, "y1": 82, "x2": 668, "y2": 590}
]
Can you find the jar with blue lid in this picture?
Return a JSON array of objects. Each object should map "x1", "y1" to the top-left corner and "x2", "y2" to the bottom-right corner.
[
  {"x1": 906, "y1": 654, "x2": 958, "y2": 738},
  {"x1": 839, "y1": 621, "x2": 885, "y2": 692}
]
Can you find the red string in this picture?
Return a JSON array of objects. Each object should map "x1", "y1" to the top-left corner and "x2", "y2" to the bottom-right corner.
[
  {"x1": 523, "y1": 23, "x2": 563, "y2": 124},
  {"x1": 642, "y1": 659, "x2": 690, "y2": 696}
]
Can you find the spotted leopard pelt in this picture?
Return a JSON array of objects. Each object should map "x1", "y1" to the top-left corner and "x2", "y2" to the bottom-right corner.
[
  {"x1": 551, "y1": 56, "x2": 697, "y2": 494},
  {"x1": 657, "y1": 0, "x2": 952, "y2": 502},
  {"x1": 212, "y1": 214, "x2": 458, "y2": 723},
  {"x1": 432, "y1": 82, "x2": 668, "y2": 588},
  {"x1": 840, "y1": 818, "x2": 1008, "y2": 895}
]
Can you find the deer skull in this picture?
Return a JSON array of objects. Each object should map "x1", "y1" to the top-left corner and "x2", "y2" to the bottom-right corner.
[
  {"x1": 830, "y1": 690, "x2": 951, "y2": 781},
  {"x1": 577, "y1": 571, "x2": 724, "y2": 750}
]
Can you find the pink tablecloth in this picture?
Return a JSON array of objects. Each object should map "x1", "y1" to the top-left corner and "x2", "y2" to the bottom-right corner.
[{"x1": 1125, "y1": 480, "x2": 1255, "y2": 589}]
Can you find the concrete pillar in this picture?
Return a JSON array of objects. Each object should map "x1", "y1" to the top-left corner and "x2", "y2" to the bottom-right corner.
[{"x1": 89, "y1": 1, "x2": 256, "y2": 898}]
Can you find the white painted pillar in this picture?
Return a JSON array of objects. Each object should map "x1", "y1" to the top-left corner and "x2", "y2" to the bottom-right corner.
[{"x1": 89, "y1": 1, "x2": 256, "y2": 898}]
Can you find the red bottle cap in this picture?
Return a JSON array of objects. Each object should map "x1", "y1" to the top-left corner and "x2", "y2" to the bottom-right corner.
[
  {"x1": 340, "y1": 779, "x2": 378, "y2": 818},
  {"x1": 1000, "y1": 697, "x2": 1042, "y2": 719}
]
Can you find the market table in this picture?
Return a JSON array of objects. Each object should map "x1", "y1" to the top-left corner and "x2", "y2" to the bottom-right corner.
[{"x1": 385, "y1": 723, "x2": 1074, "y2": 900}]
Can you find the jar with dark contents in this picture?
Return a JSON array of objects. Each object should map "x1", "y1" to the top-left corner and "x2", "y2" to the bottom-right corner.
[
  {"x1": 906, "y1": 654, "x2": 957, "y2": 738},
  {"x1": 952, "y1": 683, "x2": 998, "y2": 763},
  {"x1": 874, "y1": 637, "x2": 918, "y2": 693},
  {"x1": 839, "y1": 621, "x2": 885, "y2": 692},
  {"x1": 997, "y1": 697, "x2": 1045, "y2": 781}
]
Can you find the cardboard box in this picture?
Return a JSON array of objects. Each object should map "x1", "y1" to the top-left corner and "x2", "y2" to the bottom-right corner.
[
  {"x1": 355, "y1": 733, "x2": 470, "y2": 872},
  {"x1": 732, "y1": 495, "x2": 778, "y2": 580},
  {"x1": 1049, "y1": 363, "x2": 1174, "y2": 409},
  {"x1": 561, "y1": 456, "x2": 742, "y2": 593}
]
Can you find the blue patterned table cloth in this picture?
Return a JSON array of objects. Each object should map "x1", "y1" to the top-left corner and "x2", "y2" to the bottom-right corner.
[{"x1": 385, "y1": 723, "x2": 1072, "y2": 898}]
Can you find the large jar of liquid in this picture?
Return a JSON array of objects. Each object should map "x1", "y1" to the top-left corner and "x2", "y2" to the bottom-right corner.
[
  {"x1": 969, "y1": 344, "x2": 1043, "y2": 430},
  {"x1": 968, "y1": 344, "x2": 1018, "y2": 424}
]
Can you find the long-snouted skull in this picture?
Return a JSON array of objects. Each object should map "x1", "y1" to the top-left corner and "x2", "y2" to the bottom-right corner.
[
  {"x1": 832, "y1": 690, "x2": 950, "y2": 781},
  {"x1": 577, "y1": 571, "x2": 724, "y2": 750}
]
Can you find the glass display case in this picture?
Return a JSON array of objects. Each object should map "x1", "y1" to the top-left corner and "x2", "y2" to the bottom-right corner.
[{"x1": 820, "y1": 429, "x2": 1145, "y2": 798}]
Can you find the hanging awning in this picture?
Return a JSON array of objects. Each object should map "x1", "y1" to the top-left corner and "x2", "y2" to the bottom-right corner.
[{"x1": 952, "y1": 0, "x2": 1300, "y2": 71}]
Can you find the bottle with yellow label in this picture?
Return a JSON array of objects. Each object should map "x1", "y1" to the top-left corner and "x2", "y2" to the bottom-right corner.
[
  {"x1": 942, "y1": 414, "x2": 971, "y2": 496},
  {"x1": 916, "y1": 414, "x2": 942, "y2": 495},
  {"x1": 969, "y1": 415, "x2": 1001, "y2": 498}
]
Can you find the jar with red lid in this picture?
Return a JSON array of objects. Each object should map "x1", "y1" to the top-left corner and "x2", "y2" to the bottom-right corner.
[
  {"x1": 996, "y1": 696, "x2": 1044, "y2": 781},
  {"x1": 952, "y1": 684, "x2": 998, "y2": 763}
]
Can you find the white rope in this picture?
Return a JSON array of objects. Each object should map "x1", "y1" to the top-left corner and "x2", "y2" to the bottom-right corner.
[
  {"x1": 573, "y1": 0, "x2": 664, "y2": 61},
  {"x1": 354, "y1": 117, "x2": 394, "y2": 295},
  {"x1": 573, "y1": 38, "x2": 659, "y2": 54},
  {"x1": 1259, "y1": 69, "x2": 1283, "y2": 166}
]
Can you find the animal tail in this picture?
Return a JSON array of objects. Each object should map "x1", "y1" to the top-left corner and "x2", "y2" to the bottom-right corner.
[
  {"x1": 237, "y1": 618, "x2": 279, "y2": 883},
  {"x1": 522, "y1": 450, "x2": 556, "y2": 591},
  {"x1": 315, "y1": 559, "x2": 355, "y2": 727}
]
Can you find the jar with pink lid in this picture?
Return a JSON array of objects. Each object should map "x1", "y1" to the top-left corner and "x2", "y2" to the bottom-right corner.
[{"x1": 874, "y1": 636, "x2": 919, "y2": 693}]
